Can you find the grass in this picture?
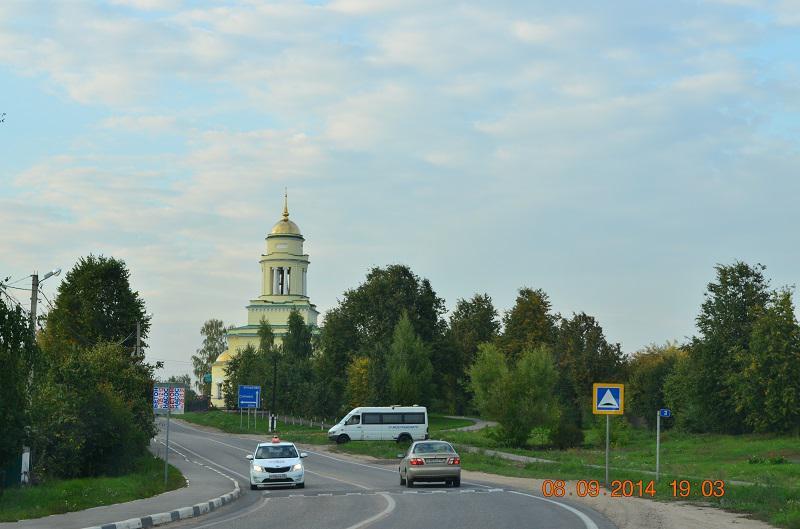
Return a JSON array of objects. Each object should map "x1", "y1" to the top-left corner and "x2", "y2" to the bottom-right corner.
[
  {"x1": 0, "y1": 455, "x2": 184, "y2": 522},
  {"x1": 440, "y1": 425, "x2": 800, "y2": 488},
  {"x1": 460, "y1": 450, "x2": 800, "y2": 529}
]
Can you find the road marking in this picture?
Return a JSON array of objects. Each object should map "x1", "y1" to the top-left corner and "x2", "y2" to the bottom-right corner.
[
  {"x1": 185, "y1": 497, "x2": 270, "y2": 529},
  {"x1": 305, "y1": 469, "x2": 372, "y2": 490},
  {"x1": 344, "y1": 492, "x2": 396, "y2": 529},
  {"x1": 167, "y1": 439, "x2": 251, "y2": 481},
  {"x1": 507, "y1": 490, "x2": 599, "y2": 529}
]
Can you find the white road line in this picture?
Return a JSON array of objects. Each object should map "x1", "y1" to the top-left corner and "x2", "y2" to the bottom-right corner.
[
  {"x1": 185, "y1": 497, "x2": 270, "y2": 529},
  {"x1": 344, "y1": 492, "x2": 397, "y2": 529},
  {"x1": 168, "y1": 439, "x2": 251, "y2": 481},
  {"x1": 304, "y1": 469, "x2": 372, "y2": 490},
  {"x1": 507, "y1": 490, "x2": 599, "y2": 529}
]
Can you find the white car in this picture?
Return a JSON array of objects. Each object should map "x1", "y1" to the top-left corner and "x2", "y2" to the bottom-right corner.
[{"x1": 246, "y1": 437, "x2": 307, "y2": 490}]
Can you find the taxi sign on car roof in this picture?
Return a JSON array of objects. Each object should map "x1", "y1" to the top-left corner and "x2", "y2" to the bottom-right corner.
[{"x1": 271, "y1": 436, "x2": 281, "y2": 443}]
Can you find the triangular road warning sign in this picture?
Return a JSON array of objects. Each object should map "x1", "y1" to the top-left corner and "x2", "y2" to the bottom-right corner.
[{"x1": 598, "y1": 389, "x2": 619, "y2": 409}]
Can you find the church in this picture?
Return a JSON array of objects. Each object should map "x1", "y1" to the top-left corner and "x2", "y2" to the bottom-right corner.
[{"x1": 210, "y1": 194, "x2": 319, "y2": 408}]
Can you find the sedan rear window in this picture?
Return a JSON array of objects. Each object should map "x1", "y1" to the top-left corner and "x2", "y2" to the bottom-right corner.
[
  {"x1": 255, "y1": 445, "x2": 298, "y2": 459},
  {"x1": 413, "y1": 442, "x2": 454, "y2": 454}
]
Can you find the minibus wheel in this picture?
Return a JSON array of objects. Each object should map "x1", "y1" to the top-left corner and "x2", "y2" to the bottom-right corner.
[
  {"x1": 396, "y1": 433, "x2": 412, "y2": 444},
  {"x1": 336, "y1": 434, "x2": 350, "y2": 444}
]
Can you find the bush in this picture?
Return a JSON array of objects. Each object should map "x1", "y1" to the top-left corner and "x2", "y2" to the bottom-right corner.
[
  {"x1": 550, "y1": 415, "x2": 585, "y2": 449},
  {"x1": 30, "y1": 343, "x2": 154, "y2": 479},
  {"x1": 469, "y1": 343, "x2": 559, "y2": 447}
]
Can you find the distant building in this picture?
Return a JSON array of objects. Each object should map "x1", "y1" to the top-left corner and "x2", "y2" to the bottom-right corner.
[{"x1": 210, "y1": 193, "x2": 318, "y2": 408}]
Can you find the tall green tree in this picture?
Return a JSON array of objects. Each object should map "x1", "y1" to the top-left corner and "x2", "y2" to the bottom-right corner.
[
  {"x1": 446, "y1": 293, "x2": 500, "y2": 412},
  {"x1": 733, "y1": 289, "x2": 800, "y2": 434},
  {"x1": 280, "y1": 310, "x2": 315, "y2": 414},
  {"x1": 0, "y1": 300, "x2": 35, "y2": 472},
  {"x1": 192, "y1": 319, "x2": 228, "y2": 395},
  {"x1": 627, "y1": 342, "x2": 682, "y2": 429},
  {"x1": 313, "y1": 307, "x2": 357, "y2": 416},
  {"x1": 313, "y1": 265, "x2": 445, "y2": 412},
  {"x1": 691, "y1": 262, "x2": 771, "y2": 433},
  {"x1": 469, "y1": 343, "x2": 559, "y2": 447},
  {"x1": 387, "y1": 312, "x2": 433, "y2": 406},
  {"x1": 553, "y1": 312, "x2": 625, "y2": 431},
  {"x1": 497, "y1": 288, "x2": 557, "y2": 361},
  {"x1": 41, "y1": 255, "x2": 149, "y2": 358}
]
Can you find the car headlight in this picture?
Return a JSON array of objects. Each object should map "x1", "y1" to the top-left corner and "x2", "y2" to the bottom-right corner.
[
  {"x1": 292, "y1": 463, "x2": 303, "y2": 471},
  {"x1": 253, "y1": 465, "x2": 265, "y2": 472}
]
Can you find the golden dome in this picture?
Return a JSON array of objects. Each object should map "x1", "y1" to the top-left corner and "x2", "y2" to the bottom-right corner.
[
  {"x1": 269, "y1": 190, "x2": 302, "y2": 236},
  {"x1": 216, "y1": 350, "x2": 233, "y2": 363}
]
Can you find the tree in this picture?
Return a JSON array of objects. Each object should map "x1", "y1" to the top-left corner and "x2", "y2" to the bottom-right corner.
[
  {"x1": 553, "y1": 312, "x2": 625, "y2": 432},
  {"x1": 30, "y1": 342, "x2": 156, "y2": 478},
  {"x1": 691, "y1": 262, "x2": 771, "y2": 433},
  {"x1": 222, "y1": 344, "x2": 269, "y2": 409},
  {"x1": 469, "y1": 343, "x2": 559, "y2": 447},
  {"x1": 446, "y1": 294, "x2": 500, "y2": 412},
  {"x1": 0, "y1": 300, "x2": 35, "y2": 472},
  {"x1": 192, "y1": 319, "x2": 228, "y2": 395},
  {"x1": 663, "y1": 349, "x2": 705, "y2": 432},
  {"x1": 387, "y1": 313, "x2": 433, "y2": 406},
  {"x1": 627, "y1": 342, "x2": 682, "y2": 428},
  {"x1": 497, "y1": 288, "x2": 557, "y2": 361},
  {"x1": 313, "y1": 265, "x2": 446, "y2": 412},
  {"x1": 40, "y1": 255, "x2": 149, "y2": 358},
  {"x1": 280, "y1": 311, "x2": 315, "y2": 414},
  {"x1": 345, "y1": 356, "x2": 371, "y2": 408},
  {"x1": 313, "y1": 307, "x2": 357, "y2": 416},
  {"x1": 733, "y1": 289, "x2": 800, "y2": 434}
]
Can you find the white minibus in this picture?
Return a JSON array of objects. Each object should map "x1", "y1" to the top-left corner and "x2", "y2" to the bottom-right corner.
[{"x1": 327, "y1": 406, "x2": 428, "y2": 444}]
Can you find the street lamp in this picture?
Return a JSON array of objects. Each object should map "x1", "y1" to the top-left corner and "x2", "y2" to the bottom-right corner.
[{"x1": 30, "y1": 268, "x2": 61, "y2": 338}]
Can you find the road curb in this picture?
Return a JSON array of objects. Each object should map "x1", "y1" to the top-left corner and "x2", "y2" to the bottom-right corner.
[
  {"x1": 81, "y1": 483, "x2": 240, "y2": 529},
  {"x1": 80, "y1": 451, "x2": 241, "y2": 529}
]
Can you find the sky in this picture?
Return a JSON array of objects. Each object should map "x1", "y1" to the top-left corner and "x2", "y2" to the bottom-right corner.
[{"x1": 1, "y1": 0, "x2": 799, "y2": 381}]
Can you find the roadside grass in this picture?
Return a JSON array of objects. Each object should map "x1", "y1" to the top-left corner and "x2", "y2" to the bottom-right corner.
[
  {"x1": 0, "y1": 455, "x2": 184, "y2": 522},
  {"x1": 440, "y1": 425, "x2": 800, "y2": 489},
  {"x1": 461, "y1": 451, "x2": 800, "y2": 529}
]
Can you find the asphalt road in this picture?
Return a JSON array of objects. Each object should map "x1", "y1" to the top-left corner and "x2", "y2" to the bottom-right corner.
[{"x1": 159, "y1": 419, "x2": 617, "y2": 529}]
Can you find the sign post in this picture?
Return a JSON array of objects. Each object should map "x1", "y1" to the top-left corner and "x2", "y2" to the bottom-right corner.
[
  {"x1": 153, "y1": 383, "x2": 185, "y2": 487},
  {"x1": 656, "y1": 408, "x2": 671, "y2": 482},
  {"x1": 592, "y1": 383, "x2": 625, "y2": 487},
  {"x1": 238, "y1": 385, "x2": 261, "y2": 430}
]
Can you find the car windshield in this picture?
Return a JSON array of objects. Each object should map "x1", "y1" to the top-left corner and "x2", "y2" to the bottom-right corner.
[
  {"x1": 413, "y1": 442, "x2": 454, "y2": 454},
  {"x1": 255, "y1": 445, "x2": 298, "y2": 459}
]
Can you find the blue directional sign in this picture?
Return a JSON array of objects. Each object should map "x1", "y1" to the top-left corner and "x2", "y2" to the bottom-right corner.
[
  {"x1": 238, "y1": 385, "x2": 261, "y2": 409},
  {"x1": 659, "y1": 408, "x2": 672, "y2": 418},
  {"x1": 592, "y1": 383, "x2": 624, "y2": 415}
]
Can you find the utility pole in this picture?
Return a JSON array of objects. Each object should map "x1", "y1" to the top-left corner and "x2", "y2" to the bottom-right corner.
[
  {"x1": 270, "y1": 353, "x2": 277, "y2": 432},
  {"x1": 29, "y1": 273, "x2": 39, "y2": 339},
  {"x1": 136, "y1": 320, "x2": 141, "y2": 357}
]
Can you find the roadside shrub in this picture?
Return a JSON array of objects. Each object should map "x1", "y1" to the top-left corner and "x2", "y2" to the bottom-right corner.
[
  {"x1": 550, "y1": 415, "x2": 584, "y2": 449},
  {"x1": 469, "y1": 343, "x2": 559, "y2": 447}
]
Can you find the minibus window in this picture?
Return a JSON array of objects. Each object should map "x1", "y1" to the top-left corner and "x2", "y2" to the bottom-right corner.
[
  {"x1": 362, "y1": 413, "x2": 381, "y2": 424},
  {"x1": 346, "y1": 415, "x2": 360, "y2": 425},
  {"x1": 381, "y1": 413, "x2": 402, "y2": 424},
  {"x1": 403, "y1": 413, "x2": 425, "y2": 424}
]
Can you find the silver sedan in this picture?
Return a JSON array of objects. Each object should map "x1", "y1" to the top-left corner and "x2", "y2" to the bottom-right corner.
[{"x1": 398, "y1": 440, "x2": 461, "y2": 488}]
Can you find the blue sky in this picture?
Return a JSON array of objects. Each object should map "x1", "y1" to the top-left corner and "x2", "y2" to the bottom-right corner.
[{"x1": 1, "y1": 0, "x2": 799, "y2": 380}]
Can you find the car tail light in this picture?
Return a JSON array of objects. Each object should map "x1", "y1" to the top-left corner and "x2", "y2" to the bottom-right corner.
[
  {"x1": 448, "y1": 457, "x2": 460, "y2": 465},
  {"x1": 409, "y1": 458, "x2": 425, "y2": 466}
]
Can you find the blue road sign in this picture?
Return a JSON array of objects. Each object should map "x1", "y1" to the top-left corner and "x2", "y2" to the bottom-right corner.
[
  {"x1": 593, "y1": 383, "x2": 624, "y2": 415},
  {"x1": 659, "y1": 408, "x2": 672, "y2": 418},
  {"x1": 238, "y1": 385, "x2": 261, "y2": 409}
]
